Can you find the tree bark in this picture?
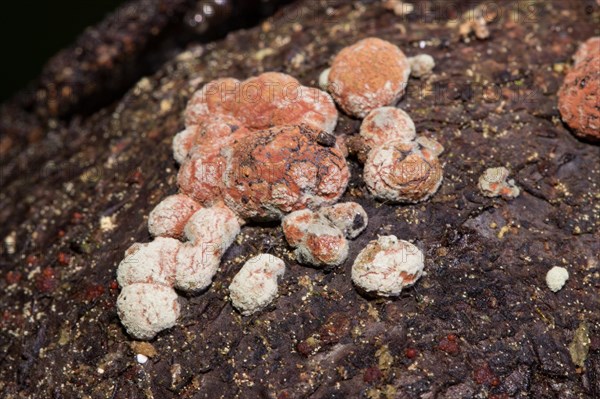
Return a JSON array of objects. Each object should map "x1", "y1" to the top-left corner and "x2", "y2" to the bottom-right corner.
[{"x1": 1, "y1": 0, "x2": 599, "y2": 398}]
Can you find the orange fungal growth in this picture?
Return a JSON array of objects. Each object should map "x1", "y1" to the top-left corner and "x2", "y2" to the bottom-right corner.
[
  {"x1": 558, "y1": 38, "x2": 600, "y2": 142},
  {"x1": 327, "y1": 38, "x2": 411, "y2": 118},
  {"x1": 184, "y1": 72, "x2": 338, "y2": 133}
]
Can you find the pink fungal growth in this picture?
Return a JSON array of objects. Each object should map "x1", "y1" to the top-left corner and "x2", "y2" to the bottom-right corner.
[
  {"x1": 183, "y1": 202, "x2": 241, "y2": 254},
  {"x1": 558, "y1": 38, "x2": 600, "y2": 142},
  {"x1": 173, "y1": 114, "x2": 246, "y2": 164},
  {"x1": 364, "y1": 139, "x2": 443, "y2": 203},
  {"x1": 281, "y1": 209, "x2": 314, "y2": 247},
  {"x1": 298, "y1": 219, "x2": 349, "y2": 267},
  {"x1": 282, "y1": 202, "x2": 367, "y2": 268},
  {"x1": 351, "y1": 235, "x2": 424, "y2": 297},
  {"x1": 319, "y1": 202, "x2": 368, "y2": 239},
  {"x1": 184, "y1": 72, "x2": 338, "y2": 133},
  {"x1": 147, "y1": 194, "x2": 202, "y2": 239},
  {"x1": 360, "y1": 107, "x2": 416, "y2": 150},
  {"x1": 327, "y1": 38, "x2": 411, "y2": 117},
  {"x1": 117, "y1": 237, "x2": 180, "y2": 287},
  {"x1": 174, "y1": 243, "x2": 221, "y2": 292},
  {"x1": 572, "y1": 37, "x2": 600, "y2": 66}
]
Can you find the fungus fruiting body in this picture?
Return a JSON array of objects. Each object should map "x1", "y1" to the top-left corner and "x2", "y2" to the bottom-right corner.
[
  {"x1": 147, "y1": 194, "x2": 202, "y2": 239},
  {"x1": 117, "y1": 283, "x2": 180, "y2": 340},
  {"x1": 282, "y1": 202, "x2": 367, "y2": 267},
  {"x1": 183, "y1": 203, "x2": 241, "y2": 252},
  {"x1": 319, "y1": 202, "x2": 368, "y2": 239},
  {"x1": 572, "y1": 37, "x2": 600, "y2": 66},
  {"x1": 117, "y1": 237, "x2": 180, "y2": 287},
  {"x1": 229, "y1": 254, "x2": 286, "y2": 315},
  {"x1": 174, "y1": 243, "x2": 221, "y2": 292},
  {"x1": 408, "y1": 54, "x2": 435, "y2": 78},
  {"x1": 295, "y1": 218, "x2": 349, "y2": 267},
  {"x1": 185, "y1": 72, "x2": 338, "y2": 133},
  {"x1": 364, "y1": 139, "x2": 443, "y2": 203},
  {"x1": 328, "y1": 38, "x2": 411, "y2": 117},
  {"x1": 546, "y1": 266, "x2": 569, "y2": 292},
  {"x1": 478, "y1": 167, "x2": 520, "y2": 199},
  {"x1": 360, "y1": 107, "x2": 416, "y2": 150},
  {"x1": 352, "y1": 235, "x2": 424, "y2": 296},
  {"x1": 222, "y1": 125, "x2": 349, "y2": 221},
  {"x1": 558, "y1": 37, "x2": 600, "y2": 142},
  {"x1": 355, "y1": 106, "x2": 444, "y2": 203}
]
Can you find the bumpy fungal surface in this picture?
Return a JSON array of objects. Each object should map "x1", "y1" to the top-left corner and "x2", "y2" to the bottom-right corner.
[
  {"x1": 184, "y1": 72, "x2": 338, "y2": 133},
  {"x1": 183, "y1": 203, "x2": 241, "y2": 254},
  {"x1": 117, "y1": 237, "x2": 181, "y2": 287},
  {"x1": 558, "y1": 41, "x2": 600, "y2": 141},
  {"x1": 364, "y1": 139, "x2": 444, "y2": 203},
  {"x1": 572, "y1": 37, "x2": 600, "y2": 66},
  {"x1": 319, "y1": 68, "x2": 331, "y2": 91},
  {"x1": 408, "y1": 54, "x2": 435, "y2": 78},
  {"x1": 478, "y1": 167, "x2": 520, "y2": 199},
  {"x1": 295, "y1": 218, "x2": 349, "y2": 267},
  {"x1": 351, "y1": 235, "x2": 424, "y2": 297},
  {"x1": 173, "y1": 114, "x2": 246, "y2": 164},
  {"x1": 176, "y1": 143, "x2": 232, "y2": 205},
  {"x1": 546, "y1": 266, "x2": 569, "y2": 292},
  {"x1": 328, "y1": 37, "x2": 411, "y2": 117},
  {"x1": 147, "y1": 194, "x2": 202, "y2": 239},
  {"x1": 415, "y1": 136, "x2": 445, "y2": 157},
  {"x1": 174, "y1": 243, "x2": 221, "y2": 292},
  {"x1": 222, "y1": 125, "x2": 350, "y2": 221},
  {"x1": 229, "y1": 254, "x2": 286, "y2": 316},
  {"x1": 117, "y1": 283, "x2": 180, "y2": 340},
  {"x1": 360, "y1": 107, "x2": 416, "y2": 150},
  {"x1": 281, "y1": 209, "x2": 315, "y2": 247},
  {"x1": 319, "y1": 202, "x2": 368, "y2": 239},
  {"x1": 282, "y1": 203, "x2": 367, "y2": 267}
]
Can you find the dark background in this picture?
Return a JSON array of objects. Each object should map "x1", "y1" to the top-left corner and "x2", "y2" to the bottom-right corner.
[{"x1": 0, "y1": 1, "x2": 125, "y2": 102}]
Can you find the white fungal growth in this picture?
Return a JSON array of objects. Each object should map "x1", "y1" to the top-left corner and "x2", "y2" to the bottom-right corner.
[
  {"x1": 364, "y1": 139, "x2": 443, "y2": 203},
  {"x1": 117, "y1": 237, "x2": 180, "y2": 287},
  {"x1": 319, "y1": 202, "x2": 368, "y2": 239},
  {"x1": 546, "y1": 266, "x2": 569, "y2": 292},
  {"x1": 352, "y1": 235, "x2": 424, "y2": 296},
  {"x1": 229, "y1": 254, "x2": 286, "y2": 316},
  {"x1": 416, "y1": 136, "x2": 444, "y2": 157},
  {"x1": 174, "y1": 243, "x2": 221, "y2": 292},
  {"x1": 117, "y1": 283, "x2": 180, "y2": 340},
  {"x1": 478, "y1": 167, "x2": 520, "y2": 199},
  {"x1": 148, "y1": 194, "x2": 202, "y2": 239},
  {"x1": 408, "y1": 54, "x2": 435, "y2": 78},
  {"x1": 184, "y1": 203, "x2": 241, "y2": 254},
  {"x1": 172, "y1": 126, "x2": 199, "y2": 164},
  {"x1": 319, "y1": 68, "x2": 331, "y2": 91}
]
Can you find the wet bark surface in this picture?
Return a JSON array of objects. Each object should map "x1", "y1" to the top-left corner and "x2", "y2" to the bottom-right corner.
[{"x1": 1, "y1": 0, "x2": 599, "y2": 398}]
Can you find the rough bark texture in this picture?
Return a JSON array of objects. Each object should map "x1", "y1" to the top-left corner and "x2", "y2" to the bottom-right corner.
[{"x1": 1, "y1": 0, "x2": 599, "y2": 398}]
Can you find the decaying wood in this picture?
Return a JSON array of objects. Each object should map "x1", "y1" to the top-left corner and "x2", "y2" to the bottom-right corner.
[{"x1": 1, "y1": 0, "x2": 599, "y2": 398}]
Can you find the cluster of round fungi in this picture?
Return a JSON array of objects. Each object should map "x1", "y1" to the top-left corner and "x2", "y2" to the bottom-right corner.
[{"x1": 116, "y1": 37, "x2": 444, "y2": 340}]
